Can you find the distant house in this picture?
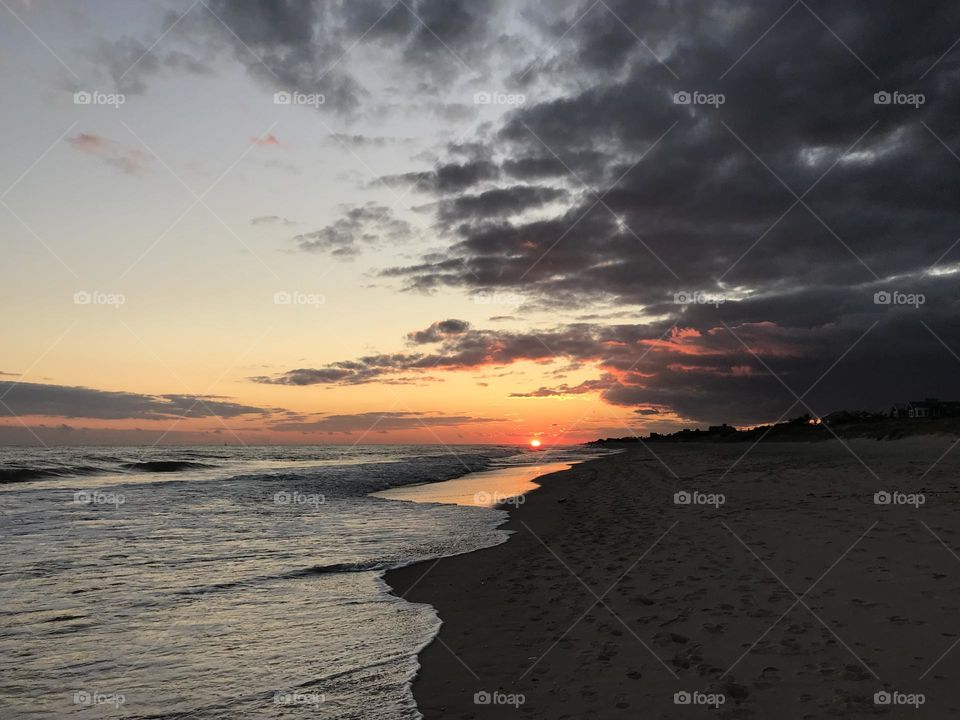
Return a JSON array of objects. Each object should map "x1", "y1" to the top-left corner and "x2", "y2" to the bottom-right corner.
[
  {"x1": 890, "y1": 403, "x2": 910, "y2": 418},
  {"x1": 708, "y1": 423, "x2": 736, "y2": 434},
  {"x1": 892, "y1": 398, "x2": 960, "y2": 419}
]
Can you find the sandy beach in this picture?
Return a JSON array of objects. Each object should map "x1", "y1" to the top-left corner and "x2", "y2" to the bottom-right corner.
[{"x1": 386, "y1": 439, "x2": 960, "y2": 718}]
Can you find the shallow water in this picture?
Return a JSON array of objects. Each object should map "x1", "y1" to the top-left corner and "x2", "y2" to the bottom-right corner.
[{"x1": 0, "y1": 444, "x2": 591, "y2": 719}]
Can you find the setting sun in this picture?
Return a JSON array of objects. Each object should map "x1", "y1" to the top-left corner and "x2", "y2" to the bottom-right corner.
[{"x1": 529, "y1": 439, "x2": 542, "y2": 448}]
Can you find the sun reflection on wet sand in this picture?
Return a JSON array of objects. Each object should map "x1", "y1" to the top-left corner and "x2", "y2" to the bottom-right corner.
[{"x1": 372, "y1": 462, "x2": 573, "y2": 507}]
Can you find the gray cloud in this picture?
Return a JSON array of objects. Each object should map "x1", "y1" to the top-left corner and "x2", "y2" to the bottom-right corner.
[
  {"x1": 82, "y1": 0, "x2": 960, "y2": 427},
  {"x1": 292, "y1": 202, "x2": 412, "y2": 256},
  {"x1": 0, "y1": 382, "x2": 278, "y2": 420},
  {"x1": 380, "y1": 160, "x2": 501, "y2": 194},
  {"x1": 270, "y1": 410, "x2": 499, "y2": 434},
  {"x1": 251, "y1": 215, "x2": 296, "y2": 226},
  {"x1": 95, "y1": 0, "x2": 506, "y2": 115}
]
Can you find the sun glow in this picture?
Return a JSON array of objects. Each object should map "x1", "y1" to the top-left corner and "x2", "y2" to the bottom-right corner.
[{"x1": 529, "y1": 439, "x2": 542, "y2": 448}]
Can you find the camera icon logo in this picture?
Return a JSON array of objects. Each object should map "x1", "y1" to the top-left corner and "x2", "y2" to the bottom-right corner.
[
  {"x1": 74, "y1": 691, "x2": 92, "y2": 705},
  {"x1": 873, "y1": 290, "x2": 891, "y2": 305},
  {"x1": 274, "y1": 91, "x2": 292, "y2": 105},
  {"x1": 873, "y1": 491, "x2": 892, "y2": 505},
  {"x1": 474, "y1": 691, "x2": 491, "y2": 705},
  {"x1": 273, "y1": 291, "x2": 292, "y2": 305},
  {"x1": 474, "y1": 491, "x2": 492, "y2": 505},
  {"x1": 674, "y1": 690, "x2": 692, "y2": 704},
  {"x1": 874, "y1": 690, "x2": 891, "y2": 705},
  {"x1": 673, "y1": 91, "x2": 691, "y2": 104},
  {"x1": 673, "y1": 491, "x2": 692, "y2": 505},
  {"x1": 873, "y1": 91, "x2": 892, "y2": 105},
  {"x1": 74, "y1": 91, "x2": 92, "y2": 105},
  {"x1": 474, "y1": 91, "x2": 492, "y2": 105},
  {"x1": 273, "y1": 491, "x2": 291, "y2": 505},
  {"x1": 74, "y1": 290, "x2": 92, "y2": 305}
]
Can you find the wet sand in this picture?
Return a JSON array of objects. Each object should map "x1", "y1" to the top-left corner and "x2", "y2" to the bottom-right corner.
[{"x1": 386, "y1": 439, "x2": 960, "y2": 718}]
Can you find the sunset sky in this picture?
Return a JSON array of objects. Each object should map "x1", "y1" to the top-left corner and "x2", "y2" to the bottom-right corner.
[{"x1": 2, "y1": 0, "x2": 960, "y2": 445}]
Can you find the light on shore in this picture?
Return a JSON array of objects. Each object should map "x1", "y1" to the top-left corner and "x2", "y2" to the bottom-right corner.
[{"x1": 529, "y1": 439, "x2": 542, "y2": 448}]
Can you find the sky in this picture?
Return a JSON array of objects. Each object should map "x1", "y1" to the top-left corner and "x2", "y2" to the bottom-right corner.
[{"x1": 1, "y1": 0, "x2": 959, "y2": 446}]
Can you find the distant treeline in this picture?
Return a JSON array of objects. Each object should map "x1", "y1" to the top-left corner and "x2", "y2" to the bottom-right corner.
[{"x1": 588, "y1": 413, "x2": 960, "y2": 445}]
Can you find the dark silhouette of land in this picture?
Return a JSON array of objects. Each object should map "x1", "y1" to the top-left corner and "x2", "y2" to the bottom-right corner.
[{"x1": 590, "y1": 409, "x2": 960, "y2": 446}]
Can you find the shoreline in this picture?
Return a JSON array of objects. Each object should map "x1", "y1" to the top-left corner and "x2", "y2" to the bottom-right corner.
[
  {"x1": 384, "y1": 451, "x2": 619, "y2": 717},
  {"x1": 385, "y1": 438, "x2": 960, "y2": 718}
]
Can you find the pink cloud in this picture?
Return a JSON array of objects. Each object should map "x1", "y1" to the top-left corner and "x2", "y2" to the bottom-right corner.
[
  {"x1": 66, "y1": 133, "x2": 149, "y2": 175},
  {"x1": 251, "y1": 133, "x2": 282, "y2": 147}
]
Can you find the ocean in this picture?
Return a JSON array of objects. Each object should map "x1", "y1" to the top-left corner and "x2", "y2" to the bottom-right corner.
[{"x1": 0, "y1": 444, "x2": 593, "y2": 719}]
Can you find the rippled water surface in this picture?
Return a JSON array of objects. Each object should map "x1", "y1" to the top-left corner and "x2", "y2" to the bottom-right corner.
[{"x1": 0, "y1": 445, "x2": 592, "y2": 719}]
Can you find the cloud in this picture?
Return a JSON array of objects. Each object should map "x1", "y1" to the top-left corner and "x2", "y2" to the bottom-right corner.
[
  {"x1": 327, "y1": 133, "x2": 414, "y2": 148},
  {"x1": 270, "y1": 410, "x2": 499, "y2": 434},
  {"x1": 251, "y1": 215, "x2": 296, "y2": 226},
  {"x1": 509, "y1": 378, "x2": 613, "y2": 397},
  {"x1": 407, "y1": 319, "x2": 471, "y2": 344},
  {"x1": 291, "y1": 202, "x2": 412, "y2": 256},
  {"x1": 85, "y1": 33, "x2": 212, "y2": 95},
  {"x1": 380, "y1": 160, "x2": 501, "y2": 194},
  {"x1": 251, "y1": 133, "x2": 282, "y2": 147},
  {"x1": 252, "y1": 305, "x2": 960, "y2": 426},
  {"x1": 76, "y1": 0, "x2": 960, "y2": 427},
  {"x1": 93, "y1": 0, "x2": 504, "y2": 115},
  {"x1": 66, "y1": 133, "x2": 150, "y2": 174},
  {"x1": 431, "y1": 185, "x2": 568, "y2": 225},
  {"x1": 0, "y1": 382, "x2": 279, "y2": 420}
]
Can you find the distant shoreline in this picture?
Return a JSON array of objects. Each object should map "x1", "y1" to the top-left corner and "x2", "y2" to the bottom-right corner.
[{"x1": 590, "y1": 415, "x2": 960, "y2": 445}]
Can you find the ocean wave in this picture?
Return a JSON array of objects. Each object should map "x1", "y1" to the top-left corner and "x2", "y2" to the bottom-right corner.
[
  {"x1": 0, "y1": 465, "x2": 104, "y2": 484},
  {"x1": 118, "y1": 460, "x2": 216, "y2": 473}
]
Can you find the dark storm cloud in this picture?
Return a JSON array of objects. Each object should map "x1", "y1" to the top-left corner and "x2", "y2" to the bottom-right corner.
[
  {"x1": 0, "y1": 382, "x2": 277, "y2": 420},
  {"x1": 270, "y1": 410, "x2": 499, "y2": 434},
  {"x1": 379, "y1": 160, "x2": 501, "y2": 194},
  {"x1": 311, "y1": 0, "x2": 960, "y2": 424},
  {"x1": 102, "y1": 0, "x2": 960, "y2": 425},
  {"x1": 253, "y1": 290, "x2": 960, "y2": 425},
  {"x1": 291, "y1": 203, "x2": 411, "y2": 256},
  {"x1": 432, "y1": 185, "x2": 568, "y2": 224},
  {"x1": 385, "y1": 0, "x2": 960, "y2": 311}
]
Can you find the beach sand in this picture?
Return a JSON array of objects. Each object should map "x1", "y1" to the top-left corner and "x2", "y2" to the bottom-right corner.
[{"x1": 386, "y1": 439, "x2": 960, "y2": 718}]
